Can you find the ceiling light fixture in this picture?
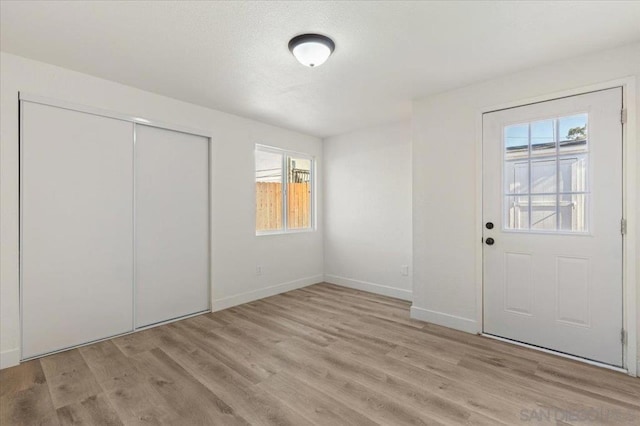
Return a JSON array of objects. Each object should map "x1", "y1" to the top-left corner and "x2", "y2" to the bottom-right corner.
[{"x1": 288, "y1": 33, "x2": 335, "y2": 68}]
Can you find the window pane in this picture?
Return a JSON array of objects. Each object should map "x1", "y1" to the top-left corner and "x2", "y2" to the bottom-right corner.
[
  {"x1": 530, "y1": 194, "x2": 557, "y2": 231},
  {"x1": 530, "y1": 119, "x2": 556, "y2": 157},
  {"x1": 504, "y1": 123, "x2": 528, "y2": 160},
  {"x1": 531, "y1": 158, "x2": 556, "y2": 194},
  {"x1": 255, "y1": 150, "x2": 283, "y2": 231},
  {"x1": 501, "y1": 112, "x2": 589, "y2": 235},
  {"x1": 505, "y1": 195, "x2": 529, "y2": 230},
  {"x1": 559, "y1": 154, "x2": 587, "y2": 192},
  {"x1": 287, "y1": 157, "x2": 311, "y2": 229},
  {"x1": 504, "y1": 160, "x2": 528, "y2": 194},
  {"x1": 559, "y1": 194, "x2": 587, "y2": 232},
  {"x1": 559, "y1": 113, "x2": 588, "y2": 153}
]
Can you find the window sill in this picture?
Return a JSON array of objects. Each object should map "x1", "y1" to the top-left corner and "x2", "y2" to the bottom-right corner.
[{"x1": 256, "y1": 228, "x2": 316, "y2": 237}]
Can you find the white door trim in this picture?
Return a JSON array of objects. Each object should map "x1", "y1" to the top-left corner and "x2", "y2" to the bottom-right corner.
[
  {"x1": 474, "y1": 76, "x2": 637, "y2": 376},
  {"x1": 19, "y1": 92, "x2": 213, "y2": 138}
]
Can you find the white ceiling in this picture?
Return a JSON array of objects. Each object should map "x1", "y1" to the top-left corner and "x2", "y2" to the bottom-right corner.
[{"x1": 2, "y1": 1, "x2": 640, "y2": 138}]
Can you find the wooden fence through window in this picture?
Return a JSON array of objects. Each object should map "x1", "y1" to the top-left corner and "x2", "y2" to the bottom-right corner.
[{"x1": 256, "y1": 182, "x2": 310, "y2": 231}]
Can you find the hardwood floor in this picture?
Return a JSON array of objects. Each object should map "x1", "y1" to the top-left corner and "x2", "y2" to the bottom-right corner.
[{"x1": 2, "y1": 283, "x2": 639, "y2": 425}]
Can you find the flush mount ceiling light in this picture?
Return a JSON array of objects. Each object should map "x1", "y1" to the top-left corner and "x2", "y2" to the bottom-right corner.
[{"x1": 288, "y1": 33, "x2": 335, "y2": 68}]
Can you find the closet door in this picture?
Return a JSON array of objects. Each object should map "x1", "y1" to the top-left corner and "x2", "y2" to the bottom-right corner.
[
  {"x1": 135, "y1": 125, "x2": 210, "y2": 328},
  {"x1": 21, "y1": 102, "x2": 134, "y2": 359}
]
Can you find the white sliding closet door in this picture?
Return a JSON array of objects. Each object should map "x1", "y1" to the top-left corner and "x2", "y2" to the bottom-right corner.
[
  {"x1": 21, "y1": 102, "x2": 134, "y2": 359},
  {"x1": 135, "y1": 125, "x2": 210, "y2": 328}
]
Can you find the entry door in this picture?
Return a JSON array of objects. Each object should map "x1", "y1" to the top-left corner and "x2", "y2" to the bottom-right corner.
[{"x1": 482, "y1": 88, "x2": 623, "y2": 366}]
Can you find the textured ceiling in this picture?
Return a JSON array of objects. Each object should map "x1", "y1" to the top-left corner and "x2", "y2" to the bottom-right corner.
[{"x1": 2, "y1": 1, "x2": 640, "y2": 137}]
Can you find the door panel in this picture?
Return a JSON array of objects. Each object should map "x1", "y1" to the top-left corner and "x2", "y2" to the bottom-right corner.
[
  {"x1": 504, "y1": 252, "x2": 533, "y2": 316},
  {"x1": 482, "y1": 88, "x2": 623, "y2": 366},
  {"x1": 135, "y1": 125, "x2": 210, "y2": 328},
  {"x1": 21, "y1": 102, "x2": 134, "y2": 359},
  {"x1": 555, "y1": 256, "x2": 590, "y2": 327}
]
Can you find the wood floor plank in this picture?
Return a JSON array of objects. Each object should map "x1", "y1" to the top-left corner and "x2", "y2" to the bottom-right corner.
[
  {"x1": 1, "y1": 359, "x2": 48, "y2": 398},
  {"x1": 169, "y1": 320, "x2": 276, "y2": 383},
  {"x1": 185, "y1": 312, "x2": 229, "y2": 329},
  {"x1": 276, "y1": 335, "x2": 503, "y2": 425},
  {"x1": 253, "y1": 297, "x2": 397, "y2": 354},
  {"x1": 4, "y1": 282, "x2": 639, "y2": 426},
  {"x1": 111, "y1": 328, "x2": 162, "y2": 358},
  {"x1": 196, "y1": 320, "x2": 290, "y2": 376},
  {"x1": 163, "y1": 342, "x2": 314, "y2": 426},
  {"x1": 0, "y1": 361, "x2": 59, "y2": 426},
  {"x1": 307, "y1": 283, "x2": 410, "y2": 310},
  {"x1": 103, "y1": 383, "x2": 171, "y2": 426},
  {"x1": 79, "y1": 341, "x2": 143, "y2": 392},
  {"x1": 79, "y1": 339, "x2": 171, "y2": 425},
  {"x1": 534, "y1": 362, "x2": 640, "y2": 408},
  {"x1": 301, "y1": 283, "x2": 411, "y2": 313},
  {"x1": 39, "y1": 349, "x2": 103, "y2": 410},
  {"x1": 385, "y1": 340, "x2": 639, "y2": 426},
  {"x1": 299, "y1": 285, "x2": 423, "y2": 328},
  {"x1": 56, "y1": 393, "x2": 123, "y2": 426},
  {"x1": 256, "y1": 337, "x2": 446, "y2": 425},
  {"x1": 231, "y1": 303, "x2": 337, "y2": 347},
  {"x1": 131, "y1": 348, "x2": 250, "y2": 425},
  {"x1": 456, "y1": 353, "x2": 640, "y2": 423},
  {"x1": 330, "y1": 339, "x2": 524, "y2": 424},
  {"x1": 267, "y1": 292, "x2": 400, "y2": 353},
  {"x1": 256, "y1": 370, "x2": 378, "y2": 426}
]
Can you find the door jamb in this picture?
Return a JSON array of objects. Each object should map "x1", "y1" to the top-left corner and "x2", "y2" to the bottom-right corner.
[{"x1": 474, "y1": 77, "x2": 637, "y2": 376}]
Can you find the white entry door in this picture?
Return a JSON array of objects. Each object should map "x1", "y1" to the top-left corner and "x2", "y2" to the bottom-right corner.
[{"x1": 482, "y1": 88, "x2": 623, "y2": 366}]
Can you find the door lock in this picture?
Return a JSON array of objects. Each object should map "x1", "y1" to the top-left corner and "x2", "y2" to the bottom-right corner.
[{"x1": 485, "y1": 222, "x2": 494, "y2": 229}]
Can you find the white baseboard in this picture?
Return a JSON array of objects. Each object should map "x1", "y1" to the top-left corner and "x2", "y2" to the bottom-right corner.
[
  {"x1": 324, "y1": 274, "x2": 412, "y2": 301},
  {"x1": 410, "y1": 305, "x2": 477, "y2": 334},
  {"x1": 1, "y1": 348, "x2": 20, "y2": 369},
  {"x1": 212, "y1": 274, "x2": 323, "y2": 312}
]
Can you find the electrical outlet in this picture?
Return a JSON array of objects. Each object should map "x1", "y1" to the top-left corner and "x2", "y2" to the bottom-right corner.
[
  {"x1": 256, "y1": 265, "x2": 262, "y2": 276},
  {"x1": 400, "y1": 265, "x2": 409, "y2": 276}
]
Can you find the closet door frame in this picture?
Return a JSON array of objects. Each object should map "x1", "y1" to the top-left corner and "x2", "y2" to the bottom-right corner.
[{"x1": 19, "y1": 92, "x2": 213, "y2": 360}]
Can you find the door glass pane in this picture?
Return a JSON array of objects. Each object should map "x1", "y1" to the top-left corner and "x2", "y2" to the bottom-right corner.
[
  {"x1": 504, "y1": 123, "x2": 528, "y2": 160},
  {"x1": 255, "y1": 149, "x2": 283, "y2": 231},
  {"x1": 530, "y1": 119, "x2": 556, "y2": 157},
  {"x1": 505, "y1": 195, "x2": 529, "y2": 230},
  {"x1": 559, "y1": 113, "x2": 588, "y2": 153},
  {"x1": 502, "y1": 112, "x2": 589, "y2": 234},
  {"x1": 530, "y1": 194, "x2": 557, "y2": 231},
  {"x1": 504, "y1": 160, "x2": 528, "y2": 194},
  {"x1": 559, "y1": 154, "x2": 587, "y2": 192},
  {"x1": 531, "y1": 158, "x2": 557, "y2": 194},
  {"x1": 287, "y1": 156, "x2": 311, "y2": 230},
  {"x1": 559, "y1": 194, "x2": 587, "y2": 232}
]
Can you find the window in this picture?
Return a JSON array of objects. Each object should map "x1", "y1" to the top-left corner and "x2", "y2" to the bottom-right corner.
[
  {"x1": 503, "y1": 113, "x2": 588, "y2": 233},
  {"x1": 255, "y1": 145, "x2": 313, "y2": 234}
]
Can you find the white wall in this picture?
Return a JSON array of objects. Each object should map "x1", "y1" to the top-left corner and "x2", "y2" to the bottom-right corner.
[
  {"x1": 411, "y1": 42, "x2": 640, "y2": 373},
  {"x1": 0, "y1": 52, "x2": 324, "y2": 368},
  {"x1": 323, "y1": 121, "x2": 412, "y2": 300}
]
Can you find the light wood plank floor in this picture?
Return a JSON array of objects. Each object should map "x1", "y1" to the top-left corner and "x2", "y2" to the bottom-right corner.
[{"x1": 2, "y1": 283, "x2": 639, "y2": 425}]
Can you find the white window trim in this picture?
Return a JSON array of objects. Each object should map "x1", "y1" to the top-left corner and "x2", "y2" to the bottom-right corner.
[{"x1": 255, "y1": 144, "x2": 315, "y2": 236}]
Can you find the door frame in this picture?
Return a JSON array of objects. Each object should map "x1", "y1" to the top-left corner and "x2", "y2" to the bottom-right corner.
[{"x1": 474, "y1": 77, "x2": 638, "y2": 376}]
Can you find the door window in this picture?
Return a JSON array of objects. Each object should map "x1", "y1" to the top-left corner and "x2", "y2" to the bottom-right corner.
[{"x1": 503, "y1": 113, "x2": 588, "y2": 232}]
